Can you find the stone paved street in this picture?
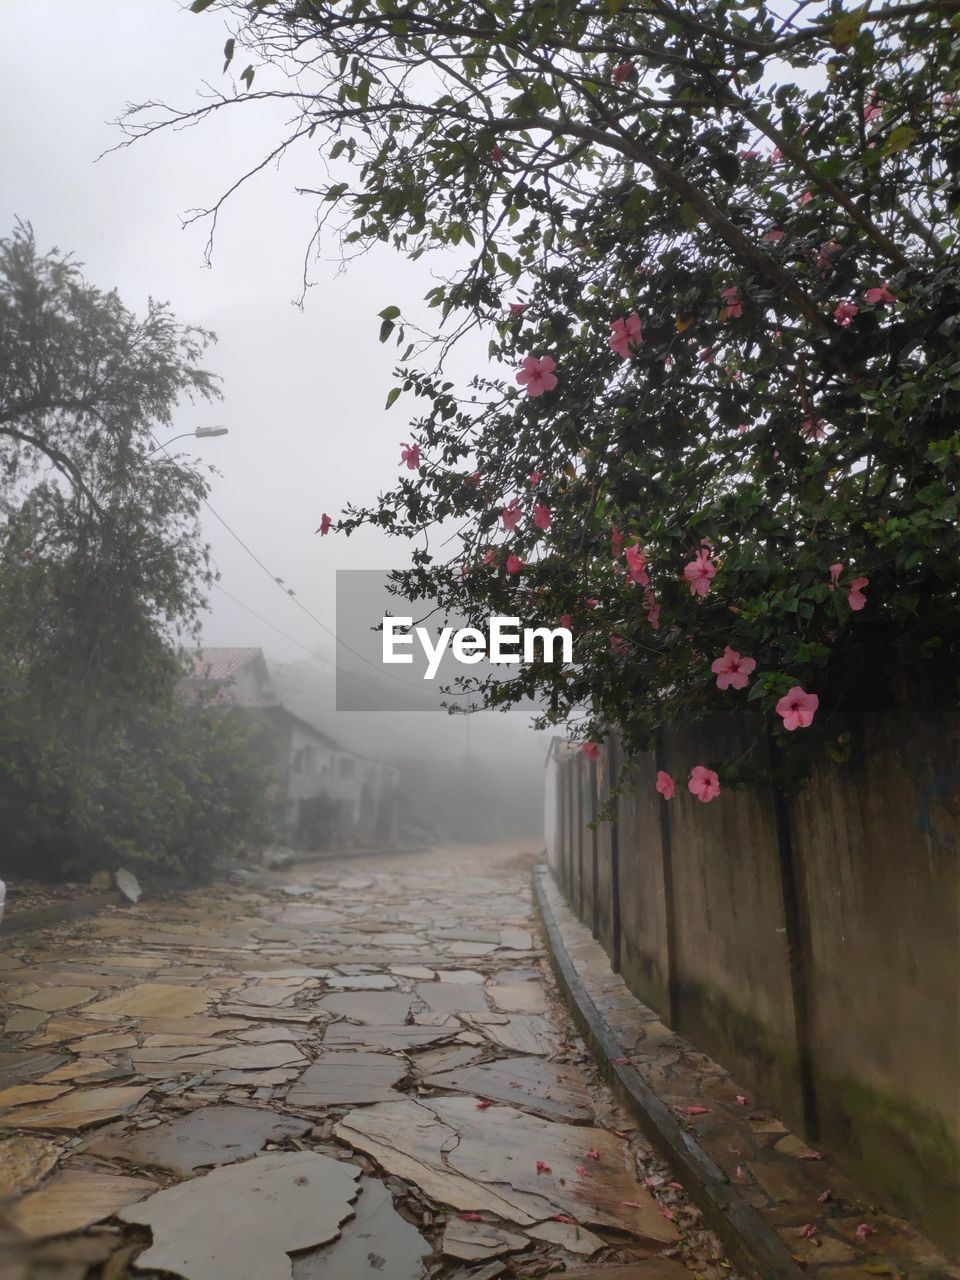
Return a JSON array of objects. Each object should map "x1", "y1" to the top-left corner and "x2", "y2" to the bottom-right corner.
[{"x1": 0, "y1": 845, "x2": 744, "y2": 1280}]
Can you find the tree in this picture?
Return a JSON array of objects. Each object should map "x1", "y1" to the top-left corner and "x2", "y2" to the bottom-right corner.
[
  {"x1": 129, "y1": 1, "x2": 960, "y2": 786},
  {"x1": 0, "y1": 224, "x2": 273, "y2": 876}
]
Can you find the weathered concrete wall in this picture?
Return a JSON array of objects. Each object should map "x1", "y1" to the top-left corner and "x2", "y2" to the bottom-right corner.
[
  {"x1": 550, "y1": 712, "x2": 960, "y2": 1255},
  {"x1": 791, "y1": 709, "x2": 960, "y2": 1250},
  {"x1": 617, "y1": 752, "x2": 672, "y2": 1019}
]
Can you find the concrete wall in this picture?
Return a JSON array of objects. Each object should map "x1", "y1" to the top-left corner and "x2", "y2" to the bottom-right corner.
[{"x1": 550, "y1": 714, "x2": 960, "y2": 1255}]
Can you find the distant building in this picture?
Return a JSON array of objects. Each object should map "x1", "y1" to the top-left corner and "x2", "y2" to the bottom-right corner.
[{"x1": 179, "y1": 647, "x2": 398, "y2": 849}]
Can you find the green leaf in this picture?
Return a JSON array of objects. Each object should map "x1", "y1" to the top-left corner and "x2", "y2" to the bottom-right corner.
[
  {"x1": 883, "y1": 125, "x2": 916, "y2": 156},
  {"x1": 379, "y1": 304, "x2": 401, "y2": 321},
  {"x1": 379, "y1": 319, "x2": 395, "y2": 343},
  {"x1": 829, "y1": 4, "x2": 868, "y2": 49},
  {"x1": 189, "y1": 0, "x2": 217, "y2": 11},
  {"x1": 385, "y1": 387, "x2": 402, "y2": 410},
  {"x1": 679, "y1": 202, "x2": 701, "y2": 229},
  {"x1": 240, "y1": 65, "x2": 255, "y2": 91},
  {"x1": 222, "y1": 38, "x2": 235, "y2": 72}
]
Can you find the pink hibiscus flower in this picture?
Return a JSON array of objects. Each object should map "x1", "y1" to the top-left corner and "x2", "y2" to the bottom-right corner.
[
  {"x1": 798, "y1": 190, "x2": 814, "y2": 206},
  {"x1": 582, "y1": 742, "x2": 600, "y2": 760},
  {"x1": 491, "y1": 143, "x2": 504, "y2": 163},
  {"x1": 801, "y1": 417, "x2": 827, "y2": 441},
  {"x1": 400, "y1": 441, "x2": 421, "y2": 470},
  {"x1": 864, "y1": 283, "x2": 897, "y2": 305},
  {"x1": 762, "y1": 228, "x2": 786, "y2": 243},
  {"x1": 710, "y1": 647, "x2": 757, "y2": 691},
  {"x1": 848, "y1": 576, "x2": 869, "y2": 611},
  {"x1": 775, "y1": 686, "x2": 819, "y2": 731},
  {"x1": 644, "y1": 592, "x2": 661, "y2": 630},
  {"x1": 688, "y1": 765, "x2": 721, "y2": 803},
  {"x1": 834, "y1": 300, "x2": 859, "y2": 327},
  {"x1": 506, "y1": 554, "x2": 524, "y2": 575},
  {"x1": 721, "y1": 286, "x2": 744, "y2": 318},
  {"x1": 656, "y1": 770, "x2": 675, "y2": 800},
  {"x1": 684, "y1": 549, "x2": 717, "y2": 598},
  {"x1": 611, "y1": 60, "x2": 635, "y2": 83},
  {"x1": 483, "y1": 548, "x2": 498, "y2": 565},
  {"x1": 609, "y1": 312, "x2": 643, "y2": 359},
  {"x1": 625, "y1": 544, "x2": 650, "y2": 587},
  {"x1": 315, "y1": 513, "x2": 333, "y2": 536},
  {"x1": 533, "y1": 502, "x2": 552, "y2": 531},
  {"x1": 509, "y1": 302, "x2": 526, "y2": 316},
  {"x1": 468, "y1": 470, "x2": 482, "y2": 486},
  {"x1": 502, "y1": 499, "x2": 523, "y2": 531},
  {"x1": 611, "y1": 524, "x2": 625, "y2": 558},
  {"x1": 559, "y1": 613, "x2": 573, "y2": 630},
  {"x1": 611, "y1": 635, "x2": 629, "y2": 656},
  {"x1": 829, "y1": 562, "x2": 843, "y2": 589},
  {"x1": 529, "y1": 470, "x2": 543, "y2": 485},
  {"x1": 516, "y1": 355, "x2": 558, "y2": 396},
  {"x1": 863, "y1": 96, "x2": 884, "y2": 123}
]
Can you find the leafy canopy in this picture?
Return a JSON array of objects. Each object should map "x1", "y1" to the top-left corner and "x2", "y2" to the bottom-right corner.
[{"x1": 132, "y1": 0, "x2": 960, "y2": 776}]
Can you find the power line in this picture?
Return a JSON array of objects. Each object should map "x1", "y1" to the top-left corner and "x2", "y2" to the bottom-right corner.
[
  {"x1": 211, "y1": 581, "x2": 331, "y2": 662},
  {"x1": 153, "y1": 435, "x2": 418, "y2": 692},
  {"x1": 211, "y1": 579, "x2": 428, "y2": 705},
  {"x1": 198, "y1": 494, "x2": 417, "y2": 691}
]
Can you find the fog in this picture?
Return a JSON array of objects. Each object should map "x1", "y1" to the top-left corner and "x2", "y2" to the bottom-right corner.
[{"x1": 3, "y1": 0, "x2": 548, "y2": 845}]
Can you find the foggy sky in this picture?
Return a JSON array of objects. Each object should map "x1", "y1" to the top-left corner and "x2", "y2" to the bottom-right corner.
[{"x1": 3, "y1": 0, "x2": 547, "y2": 766}]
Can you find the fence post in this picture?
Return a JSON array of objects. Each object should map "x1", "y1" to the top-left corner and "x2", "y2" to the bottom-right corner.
[
  {"x1": 606, "y1": 731, "x2": 622, "y2": 974},
  {"x1": 655, "y1": 728, "x2": 681, "y2": 1027},
  {"x1": 769, "y1": 734, "x2": 819, "y2": 1140}
]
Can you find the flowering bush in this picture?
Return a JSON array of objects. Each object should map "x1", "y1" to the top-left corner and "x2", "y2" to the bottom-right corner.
[{"x1": 155, "y1": 0, "x2": 960, "y2": 785}]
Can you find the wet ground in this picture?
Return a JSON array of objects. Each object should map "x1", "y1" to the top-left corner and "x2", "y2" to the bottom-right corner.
[{"x1": 0, "y1": 845, "x2": 744, "y2": 1279}]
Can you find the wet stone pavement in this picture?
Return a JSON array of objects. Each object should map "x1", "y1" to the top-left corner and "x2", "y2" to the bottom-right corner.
[{"x1": 0, "y1": 845, "x2": 745, "y2": 1280}]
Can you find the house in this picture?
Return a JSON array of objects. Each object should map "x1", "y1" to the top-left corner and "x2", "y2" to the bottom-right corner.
[{"x1": 179, "y1": 647, "x2": 398, "y2": 849}]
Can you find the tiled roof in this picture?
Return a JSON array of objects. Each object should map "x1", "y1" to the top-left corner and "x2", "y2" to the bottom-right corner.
[{"x1": 182, "y1": 647, "x2": 266, "y2": 682}]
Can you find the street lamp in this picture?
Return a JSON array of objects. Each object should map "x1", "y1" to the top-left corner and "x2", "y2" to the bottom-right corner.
[{"x1": 148, "y1": 427, "x2": 229, "y2": 455}]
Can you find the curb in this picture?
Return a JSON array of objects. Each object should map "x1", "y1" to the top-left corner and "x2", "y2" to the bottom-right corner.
[
  {"x1": 532, "y1": 863, "x2": 807, "y2": 1280},
  {"x1": 1, "y1": 891, "x2": 123, "y2": 938}
]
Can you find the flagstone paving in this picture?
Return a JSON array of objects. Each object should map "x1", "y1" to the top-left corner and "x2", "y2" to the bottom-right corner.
[{"x1": 0, "y1": 845, "x2": 744, "y2": 1279}]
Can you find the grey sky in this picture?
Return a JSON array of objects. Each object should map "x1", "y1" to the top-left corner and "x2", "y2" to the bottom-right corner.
[{"x1": 2, "y1": 0, "x2": 547, "y2": 769}]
